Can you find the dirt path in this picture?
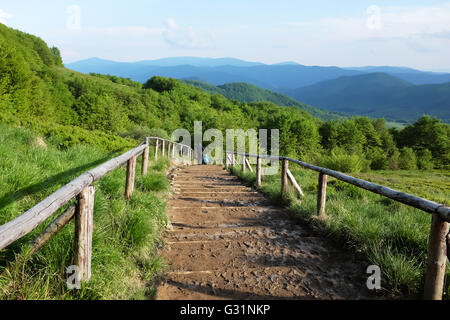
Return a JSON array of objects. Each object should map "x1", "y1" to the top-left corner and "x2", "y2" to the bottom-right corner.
[{"x1": 156, "y1": 165, "x2": 370, "y2": 300}]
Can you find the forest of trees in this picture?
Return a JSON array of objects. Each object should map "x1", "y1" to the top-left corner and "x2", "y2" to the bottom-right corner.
[{"x1": 1, "y1": 23, "x2": 449, "y2": 172}]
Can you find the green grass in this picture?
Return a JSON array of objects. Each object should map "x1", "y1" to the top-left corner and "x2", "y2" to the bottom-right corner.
[
  {"x1": 0, "y1": 124, "x2": 170, "y2": 299},
  {"x1": 229, "y1": 164, "x2": 450, "y2": 298},
  {"x1": 385, "y1": 121, "x2": 407, "y2": 130}
]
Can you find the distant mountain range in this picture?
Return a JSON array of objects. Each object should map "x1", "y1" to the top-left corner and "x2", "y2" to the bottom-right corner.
[
  {"x1": 66, "y1": 57, "x2": 450, "y2": 122},
  {"x1": 281, "y1": 73, "x2": 450, "y2": 122},
  {"x1": 183, "y1": 80, "x2": 345, "y2": 121}
]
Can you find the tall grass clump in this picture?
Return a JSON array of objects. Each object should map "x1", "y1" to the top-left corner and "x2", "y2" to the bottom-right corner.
[
  {"x1": 0, "y1": 124, "x2": 170, "y2": 299},
  {"x1": 320, "y1": 149, "x2": 370, "y2": 173}
]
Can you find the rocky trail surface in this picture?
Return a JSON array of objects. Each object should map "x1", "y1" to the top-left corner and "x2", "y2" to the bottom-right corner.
[{"x1": 156, "y1": 165, "x2": 370, "y2": 300}]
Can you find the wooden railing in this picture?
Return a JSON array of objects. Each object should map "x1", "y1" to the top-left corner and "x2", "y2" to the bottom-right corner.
[
  {"x1": 0, "y1": 137, "x2": 193, "y2": 284},
  {"x1": 225, "y1": 151, "x2": 450, "y2": 300}
]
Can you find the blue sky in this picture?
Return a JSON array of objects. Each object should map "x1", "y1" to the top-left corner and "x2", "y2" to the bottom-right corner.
[{"x1": 1, "y1": 1, "x2": 450, "y2": 70}]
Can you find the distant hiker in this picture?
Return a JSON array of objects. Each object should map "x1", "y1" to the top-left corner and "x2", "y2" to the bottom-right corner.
[{"x1": 195, "y1": 142, "x2": 204, "y2": 164}]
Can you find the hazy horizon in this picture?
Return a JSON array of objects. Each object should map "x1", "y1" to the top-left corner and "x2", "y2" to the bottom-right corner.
[{"x1": 65, "y1": 56, "x2": 450, "y2": 73}]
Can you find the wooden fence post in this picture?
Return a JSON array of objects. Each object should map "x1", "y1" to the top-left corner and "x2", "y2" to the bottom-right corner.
[
  {"x1": 242, "y1": 155, "x2": 246, "y2": 173},
  {"x1": 142, "y1": 138, "x2": 149, "y2": 176},
  {"x1": 155, "y1": 139, "x2": 159, "y2": 161},
  {"x1": 317, "y1": 173, "x2": 328, "y2": 217},
  {"x1": 162, "y1": 140, "x2": 165, "y2": 157},
  {"x1": 125, "y1": 156, "x2": 136, "y2": 200},
  {"x1": 74, "y1": 186, "x2": 95, "y2": 282},
  {"x1": 287, "y1": 169, "x2": 304, "y2": 197},
  {"x1": 256, "y1": 156, "x2": 262, "y2": 187},
  {"x1": 245, "y1": 158, "x2": 254, "y2": 172},
  {"x1": 424, "y1": 214, "x2": 449, "y2": 300},
  {"x1": 172, "y1": 143, "x2": 176, "y2": 158},
  {"x1": 281, "y1": 159, "x2": 289, "y2": 197}
]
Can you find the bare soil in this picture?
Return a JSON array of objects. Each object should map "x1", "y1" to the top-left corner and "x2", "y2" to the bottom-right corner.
[{"x1": 156, "y1": 165, "x2": 371, "y2": 300}]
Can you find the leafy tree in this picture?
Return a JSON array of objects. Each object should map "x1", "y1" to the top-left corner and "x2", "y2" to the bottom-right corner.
[{"x1": 144, "y1": 76, "x2": 178, "y2": 92}]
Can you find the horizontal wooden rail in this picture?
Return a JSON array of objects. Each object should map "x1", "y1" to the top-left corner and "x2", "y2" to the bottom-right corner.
[
  {"x1": 0, "y1": 136, "x2": 194, "y2": 252},
  {"x1": 226, "y1": 151, "x2": 450, "y2": 221},
  {"x1": 0, "y1": 143, "x2": 148, "y2": 250},
  {"x1": 148, "y1": 137, "x2": 194, "y2": 164},
  {"x1": 0, "y1": 135, "x2": 194, "y2": 286},
  {"x1": 147, "y1": 137, "x2": 194, "y2": 154},
  {"x1": 226, "y1": 150, "x2": 449, "y2": 300}
]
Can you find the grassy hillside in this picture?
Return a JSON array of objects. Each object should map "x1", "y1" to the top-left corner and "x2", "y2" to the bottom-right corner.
[
  {"x1": 183, "y1": 80, "x2": 345, "y2": 121},
  {"x1": 282, "y1": 73, "x2": 450, "y2": 122},
  {"x1": 0, "y1": 124, "x2": 170, "y2": 299}
]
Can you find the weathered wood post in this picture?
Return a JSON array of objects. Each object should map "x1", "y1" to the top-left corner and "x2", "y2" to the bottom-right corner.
[
  {"x1": 287, "y1": 169, "x2": 304, "y2": 197},
  {"x1": 281, "y1": 159, "x2": 289, "y2": 197},
  {"x1": 162, "y1": 140, "x2": 165, "y2": 157},
  {"x1": 317, "y1": 173, "x2": 328, "y2": 217},
  {"x1": 155, "y1": 139, "x2": 159, "y2": 161},
  {"x1": 167, "y1": 143, "x2": 171, "y2": 159},
  {"x1": 125, "y1": 156, "x2": 136, "y2": 200},
  {"x1": 245, "y1": 158, "x2": 253, "y2": 172},
  {"x1": 141, "y1": 137, "x2": 149, "y2": 176},
  {"x1": 74, "y1": 186, "x2": 95, "y2": 283},
  {"x1": 225, "y1": 152, "x2": 230, "y2": 170},
  {"x1": 172, "y1": 143, "x2": 176, "y2": 158},
  {"x1": 424, "y1": 214, "x2": 449, "y2": 300},
  {"x1": 256, "y1": 156, "x2": 262, "y2": 187}
]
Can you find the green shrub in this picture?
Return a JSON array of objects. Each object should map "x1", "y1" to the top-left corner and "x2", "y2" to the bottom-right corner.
[
  {"x1": 388, "y1": 150, "x2": 400, "y2": 170},
  {"x1": 416, "y1": 149, "x2": 434, "y2": 170},
  {"x1": 119, "y1": 125, "x2": 169, "y2": 141},
  {"x1": 366, "y1": 147, "x2": 388, "y2": 170},
  {"x1": 398, "y1": 147, "x2": 417, "y2": 170},
  {"x1": 320, "y1": 148, "x2": 370, "y2": 173}
]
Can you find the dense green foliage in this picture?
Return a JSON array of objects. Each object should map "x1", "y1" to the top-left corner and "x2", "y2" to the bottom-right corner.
[{"x1": 183, "y1": 80, "x2": 345, "y2": 121}]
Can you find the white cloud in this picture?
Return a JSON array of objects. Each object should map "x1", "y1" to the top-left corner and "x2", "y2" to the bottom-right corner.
[
  {"x1": 287, "y1": 3, "x2": 450, "y2": 43},
  {"x1": 82, "y1": 26, "x2": 163, "y2": 38},
  {"x1": 60, "y1": 47, "x2": 81, "y2": 63},
  {"x1": 0, "y1": 9, "x2": 12, "y2": 25},
  {"x1": 162, "y1": 17, "x2": 213, "y2": 49}
]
